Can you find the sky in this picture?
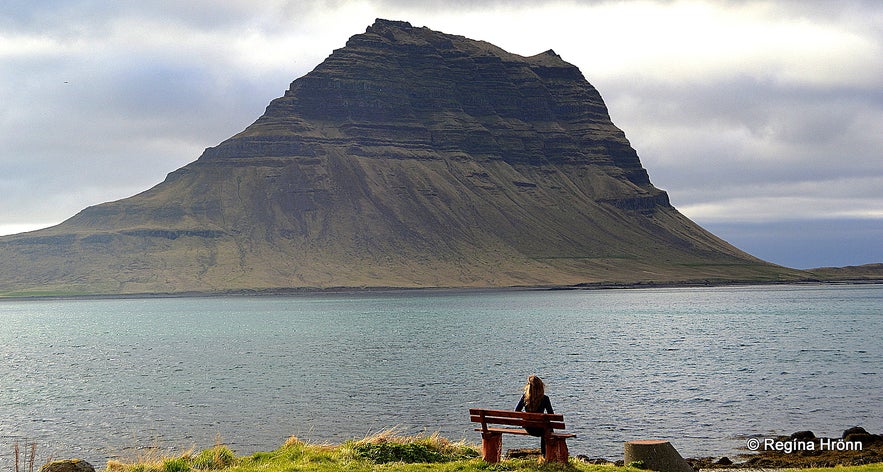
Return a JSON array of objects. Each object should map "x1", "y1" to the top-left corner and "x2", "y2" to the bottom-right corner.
[{"x1": 1, "y1": 0, "x2": 881, "y2": 269}]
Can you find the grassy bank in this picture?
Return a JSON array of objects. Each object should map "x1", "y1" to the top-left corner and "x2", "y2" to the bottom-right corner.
[
  {"x1": 107, "y1": 432, "x2": 481, "y2": 472},
  {"x1": 101, "y1": 431, "x2": 883, "y2": 472}
]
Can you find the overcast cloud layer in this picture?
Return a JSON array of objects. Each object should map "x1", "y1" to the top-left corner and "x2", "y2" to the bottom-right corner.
[{"x1": 2, "y1": 0, "x2": 881, "y2": 269}]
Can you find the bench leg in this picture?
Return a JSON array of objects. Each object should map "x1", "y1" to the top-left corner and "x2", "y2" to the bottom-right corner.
[
  {"x1": 544, "y1": 436, "x2": 569, "y2": 464},
  {"x1": 480, "y1": 432, "x2": 503, "y2": 463}
]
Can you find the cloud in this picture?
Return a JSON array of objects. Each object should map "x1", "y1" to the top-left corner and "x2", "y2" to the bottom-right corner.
[
  {"x1": 603, "y1": 76, "x2": 883, "y2": 220},
  {"x1": 1, "y1": 1, "x2": 328, "y2": 227}
]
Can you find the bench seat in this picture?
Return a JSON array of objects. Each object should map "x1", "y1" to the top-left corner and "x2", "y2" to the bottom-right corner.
[
  {"x1": 469, "y1": 408, "x2": 575, "y2": 463},
  {"x1": 475, "y1": 426, "x2": 576, "y2": 439}
]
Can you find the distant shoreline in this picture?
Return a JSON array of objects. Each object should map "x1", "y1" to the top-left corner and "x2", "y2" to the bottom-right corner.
[{"x1": 1, "y1": 278, "x2": 880, "y2": 302}]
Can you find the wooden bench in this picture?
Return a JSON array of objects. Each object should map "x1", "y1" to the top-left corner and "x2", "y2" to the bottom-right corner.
[{"x1": 469, "y1": 408, "x2": 576, "y2": 463}]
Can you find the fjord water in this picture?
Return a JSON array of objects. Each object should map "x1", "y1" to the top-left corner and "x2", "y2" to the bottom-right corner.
[{"x1": 1, "y1": 285, "x2": 880, "y2": 467}]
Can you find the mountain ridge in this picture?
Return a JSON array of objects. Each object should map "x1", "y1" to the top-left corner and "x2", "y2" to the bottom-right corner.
[{"x1": 0, "y1": 19, "x2": 809, "y2": 296}]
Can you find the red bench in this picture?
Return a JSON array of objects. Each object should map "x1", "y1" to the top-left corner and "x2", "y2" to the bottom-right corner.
[{"x1": 469, "y1": 408, "x2": 576, "y2": 463}]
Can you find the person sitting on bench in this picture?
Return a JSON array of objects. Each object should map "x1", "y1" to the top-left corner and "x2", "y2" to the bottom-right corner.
[{"x1": 515, "y1": 375, "x2": 554, "y2": 455}]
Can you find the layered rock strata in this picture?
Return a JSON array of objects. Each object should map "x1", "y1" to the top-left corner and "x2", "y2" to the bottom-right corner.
[{"x1": 0, "y1": 19, "x2": 804, "y2": 295}]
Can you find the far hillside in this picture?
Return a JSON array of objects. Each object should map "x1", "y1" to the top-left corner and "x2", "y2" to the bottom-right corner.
[{"x1": 807, "y1": 263, "x2": 883, "y2": 281}]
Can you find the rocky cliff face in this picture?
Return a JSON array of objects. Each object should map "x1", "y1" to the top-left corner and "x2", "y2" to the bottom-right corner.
[{"x1": 0, "y1": 20, "x2": 804, "y2": 296}]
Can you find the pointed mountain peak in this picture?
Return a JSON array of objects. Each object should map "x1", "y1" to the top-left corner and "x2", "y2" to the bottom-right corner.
[
  {"x1": 0, "y1": 20, "x2": 805, "y2": 296},
  {"x1": 367, "y1": 18, "x2": 414, "y2": 32}
]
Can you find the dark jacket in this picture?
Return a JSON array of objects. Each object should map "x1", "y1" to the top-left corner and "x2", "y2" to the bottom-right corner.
[
  {"x1": 515, "y1": 394, "x2": 554, "y2": 414},
  {"x1": 515, "y1": 394, "x2": 554, "y2": 438}
]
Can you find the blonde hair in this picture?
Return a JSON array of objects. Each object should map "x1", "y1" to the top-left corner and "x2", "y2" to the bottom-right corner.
[{"x1": 522, "y1": 375, "x2": 545, "y2": 412}]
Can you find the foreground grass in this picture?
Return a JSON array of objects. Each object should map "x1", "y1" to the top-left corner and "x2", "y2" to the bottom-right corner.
[
  {"x1": 104, "y1": 431, "x2": 883, "y2": 472},
  {"x1": 790, "y1": 467, "x2": 883, "y2": 472},
  {"x1": 106, "y1": 431, "x2": 589, "y2": 472}
]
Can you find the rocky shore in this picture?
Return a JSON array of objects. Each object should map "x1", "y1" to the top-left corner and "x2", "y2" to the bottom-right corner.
[{"x1": 573, "y1": 427, "x2": 883, "y2": 469}]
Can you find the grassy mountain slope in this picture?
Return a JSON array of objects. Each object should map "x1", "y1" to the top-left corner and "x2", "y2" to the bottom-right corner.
[{"x1": 0, "y1": 20, "x2": 808, "y2": 296}]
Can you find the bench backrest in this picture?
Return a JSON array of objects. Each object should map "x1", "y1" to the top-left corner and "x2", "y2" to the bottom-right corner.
[{"x1": 469, "y1": 408, "x2": 566, "y2": 432}]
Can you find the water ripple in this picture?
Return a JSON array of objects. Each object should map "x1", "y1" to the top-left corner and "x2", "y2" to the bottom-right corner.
[{"x1": 0, "y1": 285, "x2": 880, "y2": 468}]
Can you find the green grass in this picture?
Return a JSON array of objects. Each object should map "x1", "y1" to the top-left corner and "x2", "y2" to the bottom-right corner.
[
  {"x1": 793, "y1": 467, "x2": 883, "y2": 472},
  {"x1": 102, "y1": 432, "x2": 883, "y2": 472}
]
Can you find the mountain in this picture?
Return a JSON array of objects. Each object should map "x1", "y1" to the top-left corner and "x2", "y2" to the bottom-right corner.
[
  {"x1": 0, "y1": 19, "x2": 807, "y2": 297},
  {"x1": 806, "y1": 263, "x2": 883, "y2": 281}
]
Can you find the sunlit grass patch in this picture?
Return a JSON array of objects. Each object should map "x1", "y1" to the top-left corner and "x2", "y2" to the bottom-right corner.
[
  {"x1": 106, "y1": 444, "x2": 236, "y2": 472},
  {"x1": 784, "y1": 465, "x2": 883, "y2": 472},
  {"x1": 344, "y1": 427, "x2": 479, "y2": 464}
]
